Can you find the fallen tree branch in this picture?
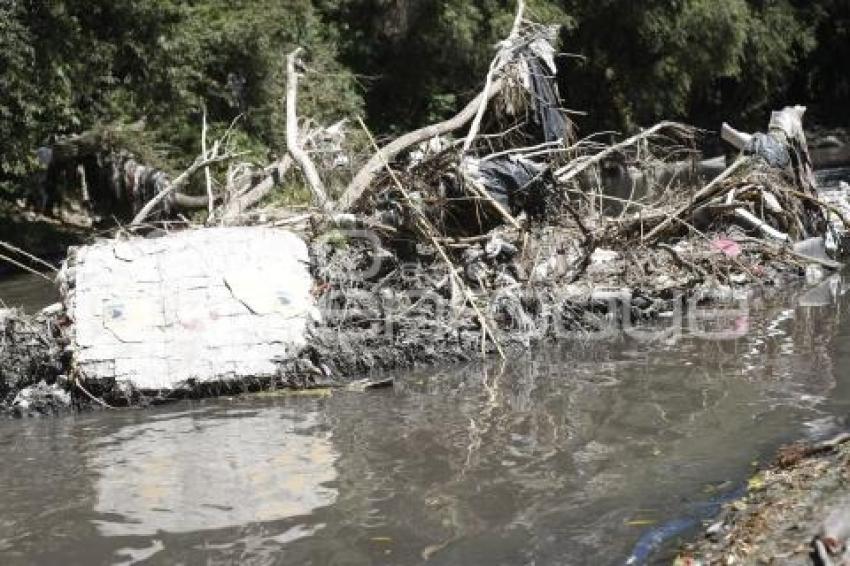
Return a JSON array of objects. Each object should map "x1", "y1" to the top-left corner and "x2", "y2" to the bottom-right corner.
[
  {"x1": 201, "y1": 104, "x2": 214, "y2": 214},
  {"x1": 0, "y1": 252, "x2": 54, "y2": 282},
  {"x1": 641, "y1": 156, "x2": 748, "y2": 243},
  {"x1": 657, "y1": 243, "x2": 708, "y2": 278},
  {"x1": 130, "y1": 152, "x2": 243, "y2": 226},
  {"x1": 461, "y1": 0, "x2": 525, "y2": 153},
  {"x1": 0, "y1": 241, "x2": 57, "y2": 273},
  {"x1": 74, "y1": 380, "x2": 115, "y2": 410},
  {"x1": 286, "y1": 48, "x2": 331, "y2": 212},
  {"x1": 219, "y1": 155, "x2": 294, "y2": 221},
  {"x1": 336, "y1": 78, "x2": 505, "y2": 211},
  {"x1": 733, "y1": 208, "x2": 791, "y2": 242},
  {"x1": 554, "y1": 121, "x2": 688, "y2": 184}
]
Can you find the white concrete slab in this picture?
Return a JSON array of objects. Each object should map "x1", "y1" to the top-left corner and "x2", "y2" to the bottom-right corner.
[{"x1": 62, "y1": 228, "x2": 317, "y2": 389}]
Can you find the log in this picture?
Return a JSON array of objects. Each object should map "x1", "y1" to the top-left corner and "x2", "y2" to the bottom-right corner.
[
  {"x1": 220, "y1": 155, "x2": 294, "y2": 221},
  {"x1": 335, "y1": 78, "x2": 505, "y2": 211}
]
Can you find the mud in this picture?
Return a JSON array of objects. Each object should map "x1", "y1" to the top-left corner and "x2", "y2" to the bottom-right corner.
[{"x1": 680, "y1": 435, "x2": 850, "y2": 565}]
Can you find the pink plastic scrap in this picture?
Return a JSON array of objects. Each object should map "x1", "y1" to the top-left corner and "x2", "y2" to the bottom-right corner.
[{"x1": 711, "y1": 237, "x2": 741, "y2": 258}]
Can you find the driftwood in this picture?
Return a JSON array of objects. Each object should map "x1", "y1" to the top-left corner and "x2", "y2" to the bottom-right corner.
[
  {"x1": 335, "y1": 79, "x2": 506, "y2": 212},
  {"x1": 642, "y1": 157, "x2": 747, "y2": 242},
  {"x1": 285, "y1": 48, "x2": 331, "y2": 212},
  {"x1": 219, "y1": 156, "x2": 294, "y2": 221},
  {"x1": 130, "y1": 150, "x2": 243, "y2": 225},
  {"x1": 643, "y1": 106, "x2": 823, "y2": 243}
]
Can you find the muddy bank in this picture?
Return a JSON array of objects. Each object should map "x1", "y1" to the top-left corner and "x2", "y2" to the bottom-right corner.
[{"x1": 679, "y1": 434, "x2": 850, "y2": 565}]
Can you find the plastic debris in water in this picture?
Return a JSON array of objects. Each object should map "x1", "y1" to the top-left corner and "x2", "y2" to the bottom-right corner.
[{"x1": 711, "y1": 238, "x2": 742, "y2": 258}]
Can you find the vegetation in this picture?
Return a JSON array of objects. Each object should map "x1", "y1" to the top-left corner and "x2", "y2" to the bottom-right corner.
[{"x1": 0, "y1": 0, "x2": 847, "y2": 200}]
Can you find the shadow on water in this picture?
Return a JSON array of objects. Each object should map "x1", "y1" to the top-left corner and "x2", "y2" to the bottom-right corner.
[{"x1": 1, "y1": 275, "x2": 850, "y2": 564}]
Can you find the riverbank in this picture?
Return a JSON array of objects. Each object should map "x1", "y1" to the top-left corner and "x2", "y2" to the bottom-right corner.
[
  {"x1": 3, "y1": 104, "x2": 850, "y2": 416},
  {"x1": 679, "y1": 433, "x2": 850, "y2": 565}
]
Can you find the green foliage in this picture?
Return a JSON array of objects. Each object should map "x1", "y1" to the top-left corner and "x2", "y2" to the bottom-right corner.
[
  {"x1": 0, "y1": 0, "x2": 846, "y2": 203},
  {"x1": 560, "y1": 0, "x2": 817, "y2": 131}
]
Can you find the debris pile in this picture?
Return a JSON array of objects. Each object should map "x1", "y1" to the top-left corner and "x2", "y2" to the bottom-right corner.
[
  {"x1": 4, "y1": 5, "x2": 850, "y2": 407},
  {"x1": 0, "y1": 308, "x2": 66, "y2": 415}
]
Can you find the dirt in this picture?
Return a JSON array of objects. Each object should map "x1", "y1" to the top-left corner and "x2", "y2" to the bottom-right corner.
[{"x1": 679, "y1": 436, "x2": 850, "y2": 565}]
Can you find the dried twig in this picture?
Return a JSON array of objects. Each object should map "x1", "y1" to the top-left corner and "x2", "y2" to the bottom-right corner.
[
  {"x1": 0, "y1": 241, "x2": 57, "y2": 273},
  {"x1": 75, "y1": 380, "x2": 115, "y2": 410},
  {"x1": 130, "y1": 151, "x2": 245, "y2": 226},
  {"x1": 356, "y1": 116, "x2": 506, "y2": 360},
  {"x1": 0, "y1": 252, "x2": 53, "y2": 281},
  {"x1": 657, "y1": 243, "x2": 708, "y2": 278},
  {"x1": 201, "y1": 104, "x2": 213, "y2": 214},
  {"x1": 642, "y1": 156, "x2": 748, "y2": 243},
  {"x1": 555, "y1": 121, "x2": 689, "y2": 184}
]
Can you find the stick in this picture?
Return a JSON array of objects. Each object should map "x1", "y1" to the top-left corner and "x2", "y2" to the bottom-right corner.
[
  {"x1": 733, "y1": 208, "x2": 790, "y2": 242},
  {"x1": 130, "y1": 152, "x2": 243, "y2": 226},
  {"x1": 75, "y1": 380, "x2": 115, "y2": 409},
  {"x1": 642, "y1": 156, "x2": 747, "y2": 243},
  {"x1": 356, "y1": 116, "x2": 506, "y2": 360},
  {"x1": 657, "y1": 243, "x2": 708, "y2": 278},
  {"x1": 201, "y1": 104, "x2": 213, "y2": 214},
  {"x1": 782, "y1": 187, "x2": 850, "y2": 231},
  {"x1": 461, "y1": 166, "x2": 523, "y2": 230},
  {"x1": 286, "y1": 48, "x2": 331, "y2": 211},
  {"x1": 0, "y1": 241, "x2": 57, "y2": 273},
  {"x1": 461, "y1": 0, "x2": 526, "y2": 154},
  {"x1": 0, "y1": 252, "x2": 53, "y2": 281},
  {"x1": 220, "y1": 155, "x2": 294, "y2": 220},
  {"x1": 555, "y1": 121, "x2": 684, "y2": 183},
  {"x1": 336, "y1": 78, "x2": 505, "y2": 211}
]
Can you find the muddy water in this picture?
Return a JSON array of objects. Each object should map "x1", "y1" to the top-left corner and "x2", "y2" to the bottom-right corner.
[
  {"x1": 0, "y1": 272, "x2": 58, "y2": 313},
  {"x1": 2, "y1": 273, "x2": 850, "y2": 565}
]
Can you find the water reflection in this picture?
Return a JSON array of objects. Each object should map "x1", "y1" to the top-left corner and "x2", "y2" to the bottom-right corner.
[
  {"x1": 91, "y1": 408, "x2": 338, "y2": 537},
  {"x1": 0, "y1": 278, "x2": 849, "y2": 565}
]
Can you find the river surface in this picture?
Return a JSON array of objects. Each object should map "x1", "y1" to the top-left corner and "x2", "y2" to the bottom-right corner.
[
  {"x1": 2, "y1": 167, "x2": 850, "y2": 566},
  {"x1": 2, "y1": 271, "x2": 850, "y2": 565}
]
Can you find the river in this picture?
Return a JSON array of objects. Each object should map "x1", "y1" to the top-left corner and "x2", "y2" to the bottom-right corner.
[
  {"x1": 2, "y1": 270, "x2": 850, "y2": 565},
  {"x1": 1, "y1": 167, "x2": 850, "y2": 565}
]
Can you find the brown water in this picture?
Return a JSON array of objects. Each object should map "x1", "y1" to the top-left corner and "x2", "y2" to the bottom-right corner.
[
  {"x1": 0, "y1": 272, "x2": 58, "y2": 312},
  {"x1": 2, "y1": 271, "x2": 850, "y2": 565}
]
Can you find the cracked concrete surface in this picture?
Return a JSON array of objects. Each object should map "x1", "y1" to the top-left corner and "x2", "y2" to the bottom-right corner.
[{"x1": 60, "y1": 227, "x2": 317, "y2": 390}]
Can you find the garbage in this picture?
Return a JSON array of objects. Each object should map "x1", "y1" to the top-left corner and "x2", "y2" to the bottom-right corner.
[{"x1": 4, "y1": 5, "x2": 850, "y2": 411}]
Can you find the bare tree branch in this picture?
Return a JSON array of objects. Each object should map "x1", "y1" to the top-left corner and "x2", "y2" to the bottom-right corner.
[
  {"x1": 286, "y1": 48, "x2": 331, "y2": 212},
  {"x1": 335, "y1": 79, "x2": 505, "y2": 212}
]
